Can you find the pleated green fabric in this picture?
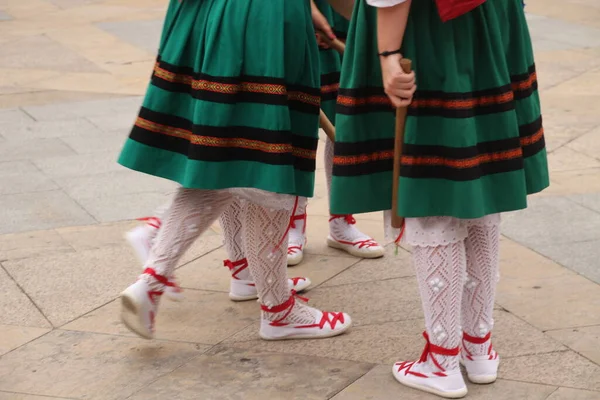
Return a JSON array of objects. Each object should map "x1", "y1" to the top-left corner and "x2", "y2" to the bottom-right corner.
[
  {"x1": 330, "y1": 0, "x2": 549, "y2": 218},
  {"x1": 118, "y1": 0, "x2": 321, "y2": 197},
  {"x1": 314, "y1": 0, "x2": 349, "y2": 123}
]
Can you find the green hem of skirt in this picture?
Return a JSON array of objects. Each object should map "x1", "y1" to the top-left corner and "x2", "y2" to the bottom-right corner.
[
  {"x1": 330, "y1": 160, "x2": 550, "y2": 219},
  {"x1": 119, "y1": 139, "x2": 315, "y2": 197}
]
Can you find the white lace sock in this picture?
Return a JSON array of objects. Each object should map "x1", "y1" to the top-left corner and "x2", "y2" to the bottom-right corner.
[
  {"x1": 219, "y1": 198, "x2": 250, "y2": 281},
  {"x1": 462, "y1": 216, "x2": 501, "y2": 356},
  {"x1": 243, "y1": 200, "x2": 316, "y2": 325},
  {"x1": 412, "y1": 242, "x2": 466, "y2": 371},
  {"x1": 289, "y1": 197, "x2": 308, "y2": 249},
  {"x1": 406, "y1": 217, "x2": 468, "y2": 371},
  {"x1": 325, "y1": 137, "x2": 334, "y2": 194},
  {"x1": 143, "y1": 188, "x2": 233, "y2": 290}
]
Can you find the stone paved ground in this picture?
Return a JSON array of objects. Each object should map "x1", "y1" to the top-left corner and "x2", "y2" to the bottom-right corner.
[{"x1": 0, "y1": 0, "x2": 599, "y2": 399}]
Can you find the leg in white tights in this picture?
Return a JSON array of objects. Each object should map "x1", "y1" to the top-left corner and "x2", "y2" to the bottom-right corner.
[
  {"x1": 240, "y1": 193, "x2": 352, "y2": 340},
  {"x1": 461, "y1": 215, "x2": 501, "y2": 383},
  {"x1": 325, "y1": 138, "x2": 385, "y2": 258},
  {"x1": 120, "y1": 188, "x2": 233, "y2": 338},
  {"x1": 392, "y1": 217, "x2": 468, "y2": 398}
]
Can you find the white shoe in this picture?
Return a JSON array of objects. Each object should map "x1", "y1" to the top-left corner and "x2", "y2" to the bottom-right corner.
[
  {"x1": 120, "y1": 268, "x2": 166, "y2": 340},
  {"x1": 225, "y1": 258, "x2": 311, "y2": 301},
  {"x1": 287, "y1": 213, "x2": 307, "y2": 266},
  {"x1": 259, "y1": 295, "x2": 352, "y2": 340},
  {"x1": 327, "y1": 215, "x2": 385, "y2": 259},
  {"x1": 392, "y1": 332, "x2": 467, "y2": 399},
  {"x1": 461, "y1": 332, "x2": 500, "y2": 384},
  {"x1": 125, "y1": 218, "x2": 184, "y2": 302}
]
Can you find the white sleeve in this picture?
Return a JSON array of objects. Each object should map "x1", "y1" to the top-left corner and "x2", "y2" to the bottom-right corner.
[{"x1": 366, "y1": 0, "x2": 409, "y2": 7}]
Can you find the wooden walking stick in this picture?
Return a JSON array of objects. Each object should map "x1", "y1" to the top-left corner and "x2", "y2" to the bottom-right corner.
[
  {"x1": 319, "y1": 110, "x2": 336, "y2": 142},
  {"x1": 391, "y1": 59, "x2": 413, "y2": 229},
  {"x1": 317, "y1": 31, "x2": 346, "y2": 55}
]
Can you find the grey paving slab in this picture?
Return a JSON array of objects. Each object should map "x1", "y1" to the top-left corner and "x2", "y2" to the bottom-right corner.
[
  {"x1": 569, "y1": 192, "x2": 600, "y2": 214},
  {"x1": 22, "y1": 96, "x2": 143, "y2": 121},
  {"x1": 501, "y1": 196, "x2": 600, "y2": 247},
  {"x1": 96, "y1": 20, "x2": 163, "y2": 53},
  {"x1": 547, "y1": 388, "x2": 600, "y2": 400},
  {"x1": 63, "y1": 289, "x2": 258, "y2": 344},
  {"x1": 0, "y1": 35, "x2": 103, "y2": 73},
  {"x1": 547, "y1": 325, "x2": 600, "y2": 365},
  {"x1": 0, "y1": 138, "x2": 75, "y2": 162},
  {"x1": 54, "y1": 170, "x2": 176, "y2": 203},
  {"x1": 78, "y1": 191, "x2": 168, "y2": 223},
  {"x1": 0, "y1": 108, "x2": 34, "y2": 125},
  {"x1": 0, "y1": 330, "x2": 207, "y2": 400},
  {"x1": 0, "y1": 118, "x2": 102, "y2": 141},
  {"x1": 331, "y1": 365, "x2": 556, "y2": 400},
  {"x1": 47, "y1": 0, "x2": 103, "y2": 9},
  {"x1": 32, "y1": 151, "x2": 124, "y2": 178},
  {"x1": 128, "y1": 345, "x2": 373, "y2": 400},
  {"x1": 567, "y1": 126, "x2": 600, "y2": 161},
  {"x1": 0, "y1": 190, "x2": 96, "y2": 234},
  {"x1": 0, "y1": 160, "x2": 58, "y2": 195},
  {"x1": 66, "y1": 190, "x2": 171, "y2": 222},
  {"x1": 500, "y1": 351, "x2": 600, "y2": 391},
  {"x1": 0, "y1": 11, "x2": 13, "y2": 21},
  {"x1": 0, "y1": 267, "x2": 50, "y2": 328},
  {"x1": 86, "y1": 112, "x2": 136, "y2": 132},
  {"x1": 320, "y1": 245, "x2": 413, "y2": 287},
  {"x1": 0, "y1": 228, "x2": 74, "y2": 261},
  {"x1": 534, "y1": 240, "x2": 600, "y2": 283},
  {"x1": 59, "y1": 130, "x2": 127, "y2": 154},
  {"x1": 0, "y1": 392, "x2": 73, "y2": 400},
  {"x1": 0, "y1": 324, "x2": 50, "y2": 356},
  {"x1": 527, "y1": 15, "x2": 600, "y2": 49},
  {"x1": 2, "y1": 245, "x2": 142, "y2": 327}
]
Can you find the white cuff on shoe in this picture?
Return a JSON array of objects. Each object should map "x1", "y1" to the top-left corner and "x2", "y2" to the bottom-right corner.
[{"x1": 366, "y1": 0, "x2": 409, "y2": 8}]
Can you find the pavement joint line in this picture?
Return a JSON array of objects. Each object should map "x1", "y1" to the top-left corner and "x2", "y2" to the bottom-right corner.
[
  {"x1": 500, "y1": 376, "x2": 599, "y2": 394},
  {"x1": 53, "y1": 327, "x2": 216, "y2": 347},
  {"x1": 0, "y1": 390, "x2": 78, "y2": 400},
  {"x1": 0, "y1": 260, "x2": 54, "y2": 329},
  {"x1": 0, "y1": 328, "x2": 54, "y2": 360},
  {"x1": 327, "y1": 366, "x2": 376, "y2": 399},
  {"x1": 17, "y1": 106, "x2": 38, "y2": 122},
  {"x1": 543, "y1": 323, "x2": 600, "y2": 332}
]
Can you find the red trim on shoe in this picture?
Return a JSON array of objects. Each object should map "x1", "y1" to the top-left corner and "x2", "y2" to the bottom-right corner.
[
  {"x1": 462, "y1": 331, "x2": 497, "y2": 361},
  {"x1": 333, "y1": 238, "x2": 380, "y2": 249},
  {"x1": 288, "y1": 245, "x2": 303, "y2": 255},
  {"x1": 223, "y1": 259, "x2": 249, "y2": 280},
  {"x1": 137, "y1": 217, "x2": 162, "y2": 229},
  {"x1": 289, "y1": 277, "x2": 306, "y2": 286},
  {"x1": 395, "y1": 332, "x2": 460, "y2": 378},
  {"x1": 329, "y1": 215, "x2": 381, "y2": 249}
]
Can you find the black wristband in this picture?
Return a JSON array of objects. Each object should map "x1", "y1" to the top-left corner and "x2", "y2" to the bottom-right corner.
[{"x1": 378, "y1": 48, "x2": 402, "y2": 58}]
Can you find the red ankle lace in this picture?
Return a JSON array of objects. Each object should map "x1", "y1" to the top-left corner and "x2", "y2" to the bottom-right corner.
[
  {"x1": 396, "y1": 332, "x2": 460, "y2": 377},
  {"x1": 223, "y1": 259, "x2": 249, "y2": 280},
  {"x1": 462, "y1": 331, "x2": 497, "y2": 360},
  {"x1": 137, "y1": 217, "x2": 161, "y2": 229}
]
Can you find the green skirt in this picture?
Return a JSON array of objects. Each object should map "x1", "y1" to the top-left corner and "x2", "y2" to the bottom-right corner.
[
  {"x1": 118, "y1": 0, "x2": 321, "y2": 197},
  {"x1": 330, "y1": 0, "x2": 549, "y2": 219},
  {"x1": 315, "y1": 0, "x2": 349, "y2": 123}
]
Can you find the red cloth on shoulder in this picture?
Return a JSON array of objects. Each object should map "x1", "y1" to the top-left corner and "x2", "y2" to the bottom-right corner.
[{"x1": 435, "y1": 0, "x2": 486, "y2": 21}]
